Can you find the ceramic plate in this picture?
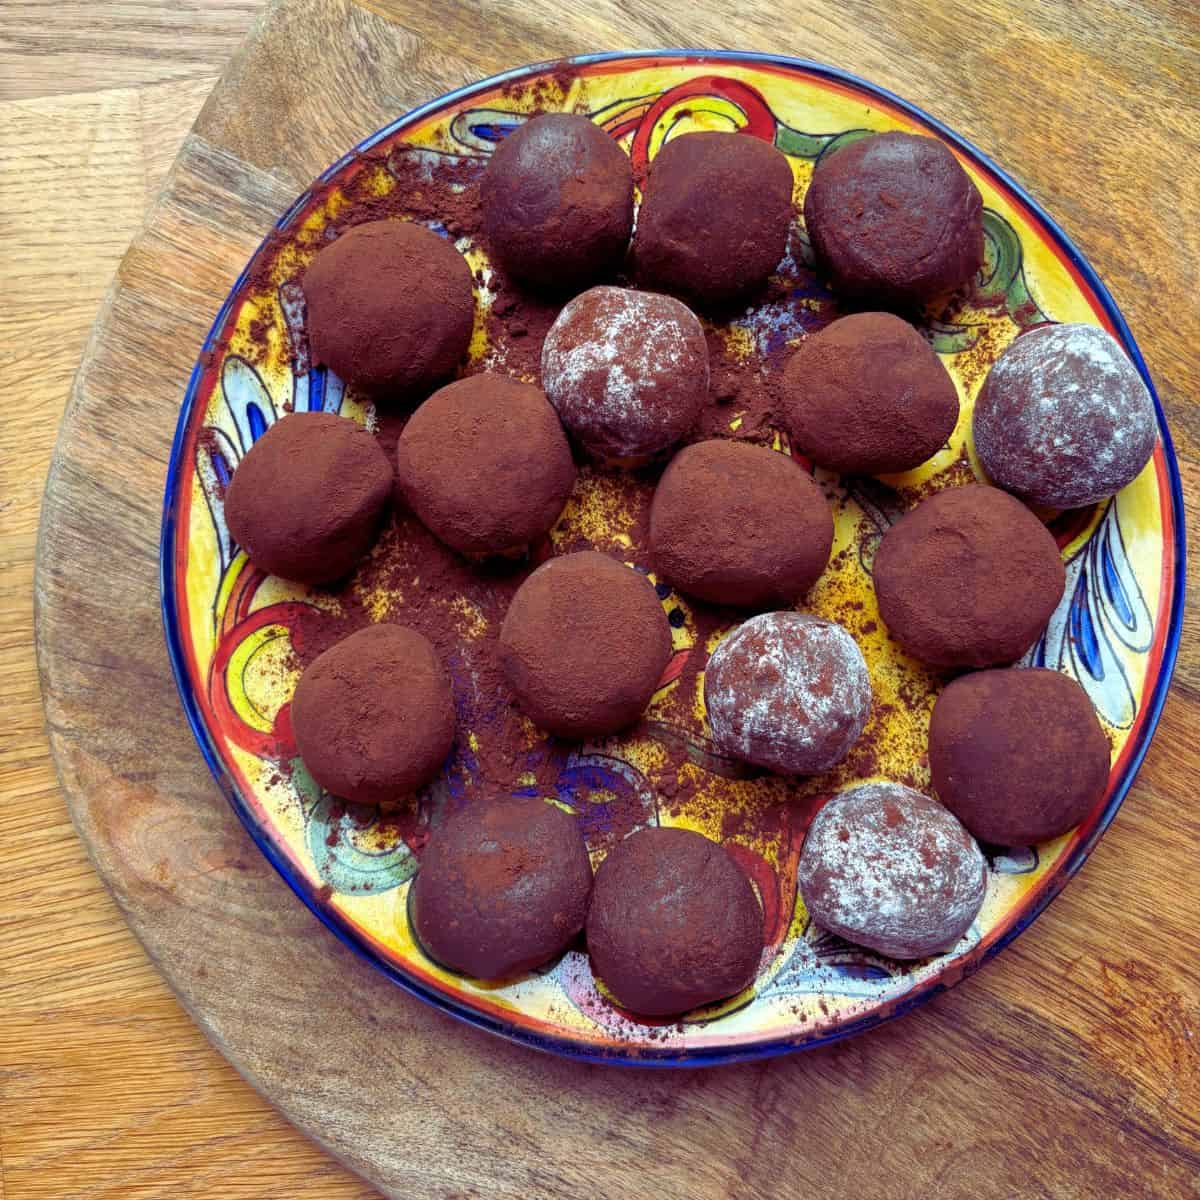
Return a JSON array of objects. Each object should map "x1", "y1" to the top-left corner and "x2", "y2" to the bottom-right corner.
[{"x1": 161, "y1": 51, "x2": 1184, "y2": 1064}]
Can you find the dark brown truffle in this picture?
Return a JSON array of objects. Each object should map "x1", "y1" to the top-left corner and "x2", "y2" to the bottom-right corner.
[
  {"x1": 291, "y1": 624, "x2": 455, "y2": 805},
  {"x1": 224, "y1": 411, "x2": 393, "y2": 584},
  {"x1": 703, "y1": 612, "x2": 872, "y2": 775},
  {"x1": 929, "y1": 668, "x2": 1111, "y2": 846},
  {"x1": 395, "y1": 373, "x2": 576, "y2": 556},
  {"x1": 650, "y1": 441, "x2": 833, "y2": 608},
  {"x1": 499, "y1": 551, "x2": 672, "y2": 738},
  {"x1": 798, "y1": 782, "x2": 987, "y2": 960},
  {"x1": 974, "y1": 323, "x2": 1157, "y2": 509},
  {"x1": 302, "y1": 219, "x2": 475, "y2": 396},
  {"x1": 409, "y1": 797, "x2": 593, "y2": 979},
  {"x1": 586, "y1": 826, "x2": 763, "y2": 1016},
  {"x1": 481, "y1": 113, "x2": 634, "y2": 292},
  {"x1": 872, "y1": 484, "x2": 1066, "y2": 668},
  {"x1": 781, "y1": 312, "x2": 960, "y2": 475},
  {"x1": 540, "y1": 285, "x2": 708, "y2": 462},
  {"x1": 634, "y1": 131, "x2": 794, "y2": 308},
  {"x1": 803, "y1": 131, "x2": 984, "y2": 310}
]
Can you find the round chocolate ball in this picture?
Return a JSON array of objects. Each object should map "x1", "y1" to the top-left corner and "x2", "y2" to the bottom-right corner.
[
  {"x1": 704, "y1": 612, "x2": 872, "y2": 775},
  {"x1": 291, "y1": 624, "x2": 455, "y2": 805},
  {"x1": 586, "y1": 826, "x2": 763, "y2": 1016},
  {"x1": 499, "y1": 551, "x2": 672, "y2": 739},
  {"x1": 974, "y1": 323, "x2": 1157, "y2": 509},
  {"x1": 804, "y1": 131, "x2": 984, "y2": 309},
  {"x1": 798, "y1": 782, "x2": 987, "y2": 960},
  {"x1": 481, "y1": 113, "x2": 634, "y2": 292},
  {"x1": 782, "y1": 312, "x2": 960, "y2": 475},
  {"x1": 302, "y1": 219, "x2": 475, "y2": 396},
  {"x1": 649, "y1": 440, "x2": 833, "y2": 608},
  {"x1": 395, "y1": 373, "x2": 576, "y2": 556},
  {"x1": 634, "y1": 131, "x2": 794, "y2": 308},
  {"x1": 410, "y1": 797, "x2": 593, "y2": 979},
  {"x1": 930, "y1": 667, "x2": 1110, "y2": 846},
  {"x1": 224, "y1": 411, "x2": 393, "y2": 584},
  {"x1": 540, "y1": 285, "x2": 708, "y2": 462},
  {"x1": 873, "y1": 484, "x2": 1065, "y2": 668}
]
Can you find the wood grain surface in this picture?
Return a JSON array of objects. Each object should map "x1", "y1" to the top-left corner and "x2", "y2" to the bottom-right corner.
[{"x1": 8, "y1": 0, "x2": 1200, "y2": 1196}]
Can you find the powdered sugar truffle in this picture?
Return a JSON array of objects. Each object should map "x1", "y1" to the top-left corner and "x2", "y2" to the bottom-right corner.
[{"x1": 703, "y1": 611, "x2": 872, "y2": 775}]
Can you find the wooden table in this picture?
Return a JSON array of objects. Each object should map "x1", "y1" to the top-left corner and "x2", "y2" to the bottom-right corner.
[{"x1": 3, "y1": 2, "x2": 1198, "y2": 1197}]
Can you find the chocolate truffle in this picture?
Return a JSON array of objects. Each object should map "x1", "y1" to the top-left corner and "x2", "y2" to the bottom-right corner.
[
  {"x1": 224, "y1": 411, "x2": 393, "y2": 584},
  {"x1": 704, "y1": 612, "x2": 872, "y2": 775},
  {"x1": 410, "y1": 797, "x2": 593, "y2": 979},
  {"x1": 649, "y1": 440, "x2": 833, "y2": 608},
  {"x1": 481, "y1": 113, "x2": 634, "y2": 291},
  {"x1": 291, "y1": 624, "x2": 455, "y2": 805},
  {"x1": 395, "y1": 373, "x2": 576, "y2": 556},
  {"x1": 781, "y1": 312, "x2": 960, "y2": 475},
  {"x1": 804, "y1": 131, "x2": 984, "y2": 309},
  {"x1": 499, "y1": 551, "x2": 671, "y2": 739},
  {"x1": 974, "y1": 323, "x2": 1157, "y2": 509},
  {"x1": 540, "y1": 286, "x2": 708, "y2": 462},
  {"x1": 798, "y1": 782, "x2": 987, "y2": 960},
  {"x1": 586, "y1": 826, "x2": 763, "y2": 1016},
  {"x1": 873, "y1": 484, "x2": 1065, "y2": 668},
  {"x1": 930, "y1": 667, "x2": 1111, "y2": 846},
  {"x1": 302, "y1": 219, "x2": 474, "y2": 396},
  {"x1": 634, "y1": 131, "x2": 794, "y2": 308}
]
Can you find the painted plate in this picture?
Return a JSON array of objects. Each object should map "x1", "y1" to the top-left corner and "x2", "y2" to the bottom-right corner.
[{"x1": 161, "y1": 51, "x2": 1184, "y2": 1064}]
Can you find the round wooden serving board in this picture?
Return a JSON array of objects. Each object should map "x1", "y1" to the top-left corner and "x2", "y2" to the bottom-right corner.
[{"x1": 35, "y1": 0, "x2": 1200, "y2": 1195}]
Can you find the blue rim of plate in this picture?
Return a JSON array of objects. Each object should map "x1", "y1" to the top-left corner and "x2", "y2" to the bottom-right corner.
[{"x1": 159, "y1": 48, "x2": 1186, "y2": 1067}]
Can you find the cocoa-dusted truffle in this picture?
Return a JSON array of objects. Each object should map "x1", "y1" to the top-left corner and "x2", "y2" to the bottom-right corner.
[
  {"x1": 782, "y1": 312, "x2": 960, "y2": 475},
  {"x1": 224, "y1": 411, "x2": 393, "y2": 584},
  {"x1": 930, "y1": 667, "x2": 1111, "y2": 846},
  {"x1": 974, "y1": 323, "x2": 1157, "y2": 509},
  {"x1": 873, "y1": 484, "x2": 1065, "y2": 668},
  {"x1": 302, "y1": 219, "x2": 474, "y2": 396},
  {"x1": 395, "y1": 373, "x2": 576, "y2": 556},
  {"x1": 291, "y1": 624, "x2": 455, "y2": 805},
  {"x1": 499, "y1": 551, "x2": 671, "y2": 739},
  {"x1": 704, "y1": 612, "x2": 872, "y2": 775},
  {"x1": 804, "y1": 131, "x2": 984, "y2": 309},
  {"x1": 540, "y1": 286, "x2": 708, "y2": 463},
  {"x1": 649, "y1": 441, "x2": 833, "y2": 608},
  {"x1": 634, "y1": 131, "x2": 794, "y2": 308},
  {"x1": 481, "y1": 113, "x2": 634, "y2": 292},
  {"x1": 410, "y1": 797, "x2": 593, "y2": 979},
  {"x1": 586, "y1": 826, "x2": 762, "y2": 1016},
  {"x1": 798, "y1": 782, "x2": 987, "y2": 959}
]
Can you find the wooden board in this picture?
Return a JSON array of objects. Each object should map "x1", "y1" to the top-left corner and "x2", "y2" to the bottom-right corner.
[{"x1": 32, "y1": 0, "x2": 1200, "y2": 1195}]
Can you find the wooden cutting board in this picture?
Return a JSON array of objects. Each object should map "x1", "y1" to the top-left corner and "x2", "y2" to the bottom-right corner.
[{"x1": 34, "y1": 0, "x2": 1200, "y2": 1194}]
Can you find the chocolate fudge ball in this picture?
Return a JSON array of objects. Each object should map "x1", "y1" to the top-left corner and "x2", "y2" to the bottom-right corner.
[
  {"x1": 782, "y1": 312, "x2": 960, "y2": 475},
  {"x1": 291, "y1": 624, "x2": 455, "y2": 805},
  {"x1": 540, "y1": 286, "x2": 708, "y2": 462},
  {"x1": 302, "y1": 219, "x2": 475, "y2": 396},
  {"x1": 974, "y1": 323, "x2": 1157, "y2": 509},
  {"x1": 499, "y1": 552, "x2": 671, "y2": 739},
  {"x1": 804, "y1": 131, "x2": 984, "y2": 309},
  {"x1": 873, "y1": 484, "x2": 1065, "y2": 668},
  {"x1": 224, "y1": 411, "x2": 393, "y2": 584},
  {"x1": 649, "y1": 440, "x2": 833, "y2": 608},
  {"x1": 586, "y1": 826, "x2": 763, "y2": 1016},
  {"x1": 481, "y1": 113, "x2": 634, "y2": 292},
  {"x1": 930, "y1": 667, "x2": 1111, "y2": 846},
  {"x1": 635, "y1": 131, "x2": 794, "y2": 308},
  {"x1": 410, "y1": 797, "x2": 593, "y2": 979},
  {"x1": 395, "y1": 373, "x2": 576, "y2": 556},
  {"x1": 798, "y1": 782, "x2": 987, "y2": 960},
  {"x1": 704, "y1": 612, "x2": 872, "y2": 775}
]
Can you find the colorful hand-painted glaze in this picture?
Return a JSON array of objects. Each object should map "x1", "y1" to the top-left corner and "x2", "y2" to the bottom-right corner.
[{"x1": 160, "y1": 51, "x2": 1184, "y2": 1065}]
